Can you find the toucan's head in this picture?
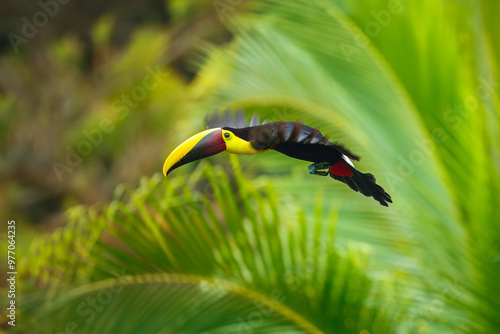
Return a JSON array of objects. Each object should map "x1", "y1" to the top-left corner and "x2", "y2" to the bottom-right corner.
[{"x1": 163, "y1": 127, "x2": 263, "y2": 176}]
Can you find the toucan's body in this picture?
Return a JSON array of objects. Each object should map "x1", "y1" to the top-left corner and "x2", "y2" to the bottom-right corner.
[{"x1": 163, "y1": 112, "x2": 392, "y2": 206}]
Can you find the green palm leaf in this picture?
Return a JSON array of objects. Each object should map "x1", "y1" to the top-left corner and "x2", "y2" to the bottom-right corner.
[
  {"x1": 19, "y1": 157, "x2": 399, "y2": 333},
  {"x1": 26, "y1": 274, "x2": 321, "y2": 334}
]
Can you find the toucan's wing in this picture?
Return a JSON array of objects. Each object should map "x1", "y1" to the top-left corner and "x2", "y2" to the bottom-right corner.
[{"x1": 246, "y1": 121, "x2": 360, "y2": 161}]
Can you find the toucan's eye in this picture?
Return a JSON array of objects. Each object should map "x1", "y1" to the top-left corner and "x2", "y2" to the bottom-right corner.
[{"x1": 223, "y1": 132, "x2": 231, "y2": 139}]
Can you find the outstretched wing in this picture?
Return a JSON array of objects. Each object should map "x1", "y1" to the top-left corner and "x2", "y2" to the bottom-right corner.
[{"x1": 242, "y1": 121, "x2": 360, "y2": 162}]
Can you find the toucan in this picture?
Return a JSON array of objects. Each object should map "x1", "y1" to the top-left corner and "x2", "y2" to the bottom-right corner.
[{"x1": 163, "y1": 111, "x2": 392, "y2": 206}]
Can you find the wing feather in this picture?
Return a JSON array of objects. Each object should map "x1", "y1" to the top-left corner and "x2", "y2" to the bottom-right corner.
[{"x1": 248, "y1": 121, "x2": 359, "y2": 161}]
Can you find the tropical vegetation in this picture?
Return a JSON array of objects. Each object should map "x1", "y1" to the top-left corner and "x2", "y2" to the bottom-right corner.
[{"x1": 1, "y1": 0, "x2": 499, "y2": 333}]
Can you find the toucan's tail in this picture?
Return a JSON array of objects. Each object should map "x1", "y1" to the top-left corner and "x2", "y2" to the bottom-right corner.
[{"x1": 329, "y1": 160, "x2": 392, "y2": 207}]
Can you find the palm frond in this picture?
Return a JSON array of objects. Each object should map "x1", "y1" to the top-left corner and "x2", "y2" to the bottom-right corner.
[{"x1": 19, "y1": 157, "x2": 399, "y2": 333}]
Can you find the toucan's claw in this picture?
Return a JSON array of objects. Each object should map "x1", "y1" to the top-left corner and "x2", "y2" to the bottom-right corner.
[{"x1": 308, "y1": 162, "x2": 331, "y2": 176}]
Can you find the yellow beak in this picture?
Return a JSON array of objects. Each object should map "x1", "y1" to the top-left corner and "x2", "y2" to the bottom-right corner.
[{"x1": 163, "y1": 128, "x2": 226, "y2": 176}]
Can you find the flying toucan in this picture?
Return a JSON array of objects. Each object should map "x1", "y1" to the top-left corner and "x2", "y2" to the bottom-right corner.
[{"x1": 163, "y1": 111, "x2": 392, "y2": 206}]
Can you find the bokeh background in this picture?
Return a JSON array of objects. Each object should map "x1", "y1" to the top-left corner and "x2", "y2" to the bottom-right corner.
[{"x1": 1, "y1": 0, "x2": 499, "y2": 333}]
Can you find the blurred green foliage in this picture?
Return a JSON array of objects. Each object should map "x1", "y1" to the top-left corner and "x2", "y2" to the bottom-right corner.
[
  {"x1": 19, "y1": 159, "x2": 399, "y2": 333},
  {"x1": 1, "y1": 0, "x2": 500, "y2": 333}
]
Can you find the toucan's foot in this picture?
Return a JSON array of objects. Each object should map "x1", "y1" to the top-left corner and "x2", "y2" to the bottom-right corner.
[{"x1": 308, "y1": 162, "x2": 331, "y2": 176}]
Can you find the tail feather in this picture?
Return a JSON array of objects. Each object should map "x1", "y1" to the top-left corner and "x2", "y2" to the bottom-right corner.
[{"x1": 330, "y1": 168, "x2": 392, "y2": 207}]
